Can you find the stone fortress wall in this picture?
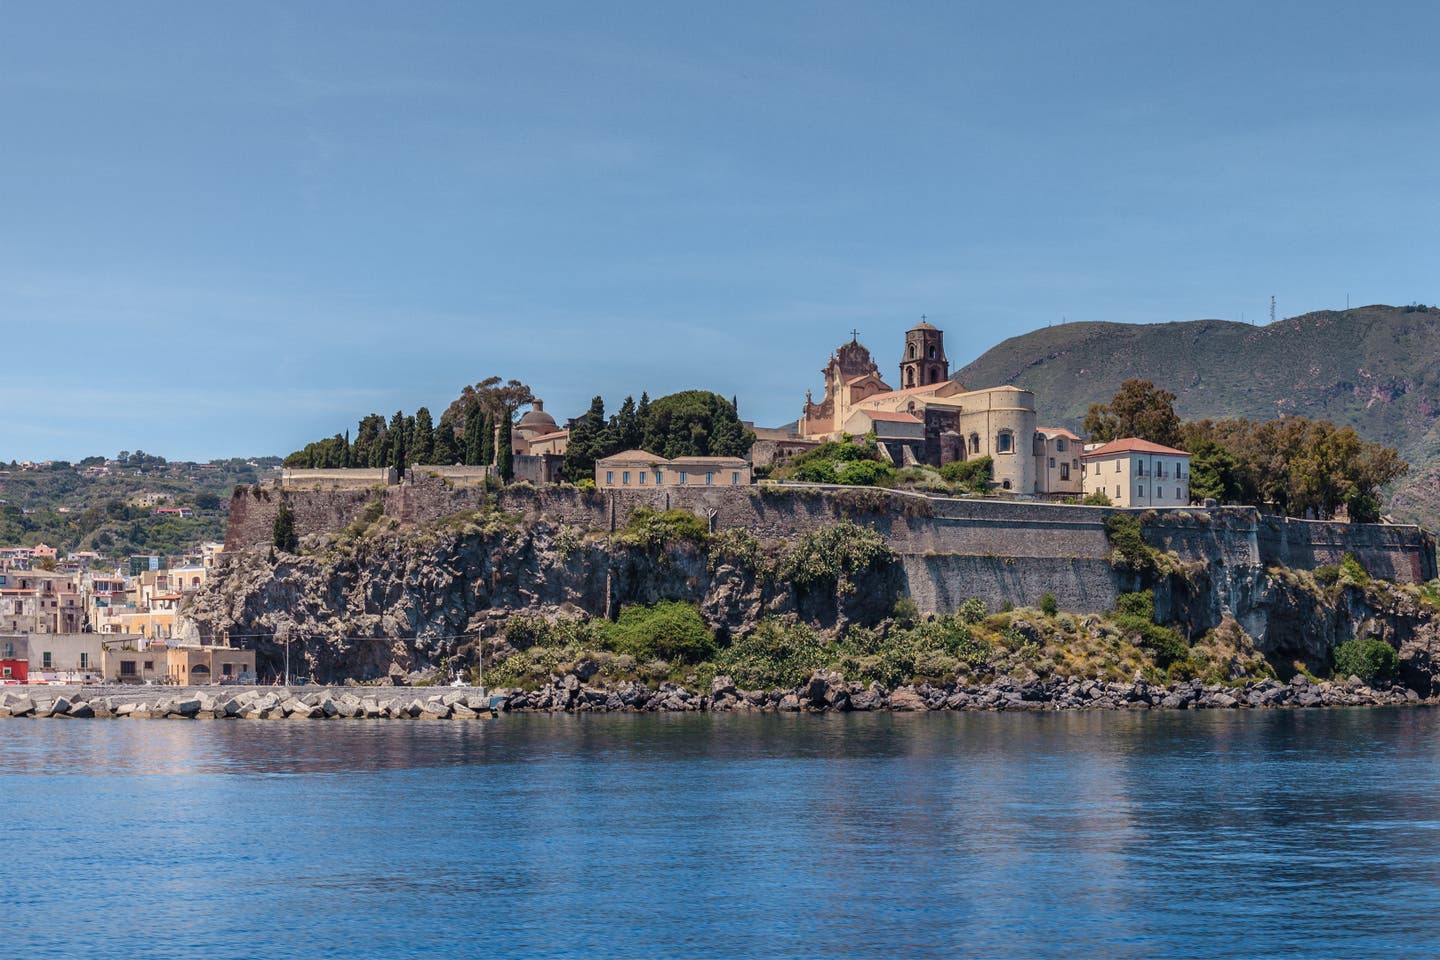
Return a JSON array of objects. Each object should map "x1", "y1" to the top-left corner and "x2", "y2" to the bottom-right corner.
[{"x1": 225, "y1": 477, "x2": 1437, "y2": 616}]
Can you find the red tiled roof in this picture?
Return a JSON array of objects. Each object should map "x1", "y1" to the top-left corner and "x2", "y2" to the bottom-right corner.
[
  {"x1": 529, "y1": 429, "x2": 568, "y2": 442},
  {"x1": 1038, "y1": 426, "x2": 1082, "y2": 441},
  {"x1": 597, "y1": 449, "x2": 663, "y2": 463},
  {"x1": 1082, "y1": 438, "x2": 1189, "y2": 458}
]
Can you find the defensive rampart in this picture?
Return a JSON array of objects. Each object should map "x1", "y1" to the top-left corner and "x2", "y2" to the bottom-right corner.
[{"x1": 224, "y1": 480, "x2": 1436, "y2": 615}]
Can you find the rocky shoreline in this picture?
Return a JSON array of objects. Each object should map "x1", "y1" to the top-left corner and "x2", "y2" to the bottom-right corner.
[{"x1": 0, "y1": 672, "x2": 1426, "y2": 720}]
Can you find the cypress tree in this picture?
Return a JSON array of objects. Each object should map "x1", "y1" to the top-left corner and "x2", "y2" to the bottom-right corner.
[
  {"x1": 412, "y1": 407, "x2": 435, "y2": 464},
  {"x1": 479, "y1": 410, "x2": 495, "y2": 466},
  {"x1": 434, "y1": 415, "x2": 459, "y2": 464},
  {"x1": 343, "y1": 430, "x2": 352, "y2": 467},
  {"x1": 273, "y1": 503, "x2": 299, "y2": 553},
  {"x1": 495, "y1": 409, "x2": 514, "y2": 481},
  {"x1": 463, "y1": 404, "x2": 484, "y2": 465}
]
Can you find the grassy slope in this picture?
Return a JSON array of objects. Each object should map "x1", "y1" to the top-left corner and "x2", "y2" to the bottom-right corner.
[{"x1": 955, "y1": 305, "x2": 1440, "y2": 526}]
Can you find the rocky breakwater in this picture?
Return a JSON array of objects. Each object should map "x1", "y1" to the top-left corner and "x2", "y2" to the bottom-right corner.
[
  {"x1": 0, "y1": 686, "x2": 495, "y2": 720},
  {"x1": 494, "y1": 669, "x2": 1427, "y2": 713}
]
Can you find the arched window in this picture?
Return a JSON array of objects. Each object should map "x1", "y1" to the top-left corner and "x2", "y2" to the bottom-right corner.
[
  {"x1": 908, "y1": 344, "x2": 916, "y2": 358},
  {"x1": 906, "y1": 400, "x2": 917, "y2": 414},
  {"x1": 905, "y1": 368, "x2": 915, "y2": 387},
  {"x1": 928, "y1": 366, "x2": 940, "y2": 383},
  {"x1": 928, "y1": 345, "x2": 936, "y2": 359},
  {"x1": 1002, "y1": 479, "x2": 1012, "y2": 490},
  {"x1": 996, "y1": 431, "x2": 1013, "y2": 454}
]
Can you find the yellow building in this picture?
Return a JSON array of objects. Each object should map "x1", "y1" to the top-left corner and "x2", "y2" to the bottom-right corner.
[
  {"x1": 1081, "y1": 438, "x2": 1191, "y2": 507},
  {"x1": 595, "y1": 451, "x2": 752, "y2": 489}
]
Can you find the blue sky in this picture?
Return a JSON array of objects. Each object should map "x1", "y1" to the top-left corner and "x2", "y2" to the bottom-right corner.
[{"x1": 4, "y1": 1, "x2": 1437, "y2": 460}]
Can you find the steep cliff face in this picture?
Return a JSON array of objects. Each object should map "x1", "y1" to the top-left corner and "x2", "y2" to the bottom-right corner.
[{"x1": 186, "y1": 519, "x2": 903, "y2": 683}]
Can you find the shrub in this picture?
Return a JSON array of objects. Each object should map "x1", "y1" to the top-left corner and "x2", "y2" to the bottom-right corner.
[
  {"x1": 1082, "y1": 489, "x2": 1112, "y2": 506},
  {"x1": 939, "y1": 456, "x2": 993, "y2": 493},
  {"x1": 1039, "y1": 592, "x2": 1058, "y2": 617},
  {"x1": 715, "y1": 619, "x2": 828, "y2": 688},
  {"x1": 959, "y1": 597, "x2": 987, "y2": 624},
  {"x1": 774, "y1": 522, "x2": 895, "y2": 597},
  {"x1": 600, "y1": 601, "x2": 715, "y2": 664},
  {"x1": 892, "y1": 596, "x2": 919, "y2": 627},
  {"x1": 1105, "y1": 513, "x2": 1158, "y2": 580},
  {"x1": 612, "y1": 508, "x2": 710, "y2": 550},
  {"x1": 836, "y1": 459, "x2": 893, "y2": 487},
  {"x1": 1338, "y1": 553, "x2": 1370, "y2": 586},
  {"x1": 1111, "y1": 591, "x2": 1188, "y2": 668},
  {"x1": 1332, "y1": 637, "x2": 1397, "y2": 684}
]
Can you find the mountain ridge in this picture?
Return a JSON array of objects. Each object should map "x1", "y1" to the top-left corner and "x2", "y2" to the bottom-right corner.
[{"x1": 956, "y1": 304, "x2": 1440, "y2": 526}]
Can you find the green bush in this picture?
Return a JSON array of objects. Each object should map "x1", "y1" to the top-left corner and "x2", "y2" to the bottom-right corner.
[
  {"x1": 612, "y1": 507, "x2": 710, "y2": 550},
  {"x1": 891, "y1": 596, "x2": 919, "y2": 627},
  {"x1": 1111, "y1": 591, "x2": 1188, "y2": 668},
  {"x1": 939, "y1": 456, "x2": 993, "y2": 493},
  {"x1": 1082, "y1": 489, "x2": 1112, "y2": 506},
  {"x1": 1332, "y1": 637, "x2": 1397, "y2": 684},
  {"x1": 836, "y1": 459, "x2": 893, "y2": 486},
  {"x1": 600, "y1": 601, "x2": 715, "y2": 663},
  {"x1": 1339, "y1": 553, "x2": 1370, "y2": 586},
  {"x1": 1105, "y1": 513, "x2": 1158, "y2": 580},
  {"x1": 715, "y1": 618, "x2": 828, "y2": 688},
  {"x1": 1039, "y1": 592, "x2": 1058, "y2": 616},
  {"x1": 774, "y1": 522, "x2": 895, "y2": 596},
  {"x1": 959, "y1": 597, "x2": 987, "y2": 624}
]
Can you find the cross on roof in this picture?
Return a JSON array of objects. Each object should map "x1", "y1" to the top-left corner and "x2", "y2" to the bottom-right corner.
[
  {"x1": 850, "y1": 328, "x2": 860, "y2": 341},
  {"x1": 921, "y1": 314, "x2": 927, "y2": 323}
]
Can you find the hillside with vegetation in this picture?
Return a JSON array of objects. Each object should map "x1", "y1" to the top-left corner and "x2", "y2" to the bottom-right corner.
[
  {"x1": 0, "y1": 453, "x2": 280, "y2": 556},
  {"x1": 956, "y1": 304, "x2": 1440, "y2": 526}
]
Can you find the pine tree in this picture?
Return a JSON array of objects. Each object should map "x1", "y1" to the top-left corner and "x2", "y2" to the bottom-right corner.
[
  {"x1": 412, "y1": 407, "x2": 435, "y2": 464},
  {"x1": 615, "y1": 395, "x2": 640, "y2": 449}
]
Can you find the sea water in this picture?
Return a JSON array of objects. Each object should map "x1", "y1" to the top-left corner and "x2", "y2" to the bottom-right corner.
[{"x1": 5, "y1": 709, "x2": 1439, "y2": 959}]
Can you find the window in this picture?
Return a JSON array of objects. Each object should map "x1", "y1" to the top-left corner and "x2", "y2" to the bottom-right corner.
[
  {"x1": 928, "y1": 345, "x2": 936, "y2": 359},
  {"x1": 79, "y1": 652, "x2": 88, "y2": 669},
  {"x1": 1138, "y1": 485, "x2": 1145, "y2": 498},
  {"x1": 705, "y1": 472, "x2": 713, "y2": 485},
  {"x1": 639, "y1": 471, "x2": 646, "y2": 485},
  {"x1": 969, "y1": 434, "x2": 980, "y2": 454},
  {"x1": 42, "y1": 651, "x2": 52, "y2": 668},
  {"x1": 1056, "y1": 439, "x2": 1066, "y2": 452},
  {"x1": 1115, "y1": 461, "x2": 1121, "y2": 473},
  {"x1": 622, "y1": 471, "x2": 630, "y2": 485},
  {"x1": 1002, "y1": 479, "x2": 1012, "y2": 490},
  {"x1": 731, "y1": 472, "x2": 740, "y2": 485},
  {"x1": 996, "y1": 432, "x2": 1013, "y2": 454},
  {"x1": 222, "y1": 663, "x2": 233, "y2": 676},
  {"x1": 1060, "y1": 463, "x2": 1071, "y2": 481},
  {"x1": 1, "y1": 643, "x2": 10, "y2": 658},
  {"x1": 679, "y1": 471, "x2": 687, "y2": 484},
  {"x1": 1048, "y1": 457, "x2": 1056, "y2": 468},
  {"x1": 1, "y1": 667, "x2": 8, "y2": 679},
  {"x1": 655, "y1": 470, "x2": 663, "y2": 484},
  {"x1": 605, "y1": 471, "x2": 614, "y2": 485},
  {"x1": 1136, "y1": 461, "x2": 1145, "y2": 476},
  {"x1": 120, "y1": 660, "x2": 136, "y2": 677},
  {"x1": 1114, "y1": 486, "x2": 1120, "y2": 498},
  {"x1": 144, "y1": 660, "x2": 154, "y2": 671}
]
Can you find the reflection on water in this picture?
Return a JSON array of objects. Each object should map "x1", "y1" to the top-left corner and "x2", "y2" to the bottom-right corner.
[{"x1": 4, "y1": 710, "x2": 1439, "y2": 959}]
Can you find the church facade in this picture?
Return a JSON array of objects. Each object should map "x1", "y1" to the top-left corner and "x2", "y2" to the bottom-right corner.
[{"x1": 797, "y1": 321, "x2": 1079, "y2": 496}]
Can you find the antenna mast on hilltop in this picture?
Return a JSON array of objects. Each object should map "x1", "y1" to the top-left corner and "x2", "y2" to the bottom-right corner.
[{"x1": 1269, "y1": 295, "x2": 1276, "y2": 325}]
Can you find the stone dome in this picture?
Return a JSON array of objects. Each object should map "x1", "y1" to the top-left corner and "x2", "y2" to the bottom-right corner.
[{"x1": 514, "y1": 400, "x2": 559, "y2": 437}]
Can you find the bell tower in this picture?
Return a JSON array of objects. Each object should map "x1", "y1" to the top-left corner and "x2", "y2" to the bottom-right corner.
[{"x1": 899, "y1": 317, "x2": 948, "y2": 388}]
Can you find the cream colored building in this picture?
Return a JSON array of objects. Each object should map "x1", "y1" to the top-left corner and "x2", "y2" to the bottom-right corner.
[
  {"x1": 101, "y1": 642, "x2": 257, "y2": 685},
  {"x1": 1081, "y1": 438, "x2": 1191, "y2": 508},
  {"x1": 596, "y1": 450, "x2": 752, "y2": 489},
  {"x1": 1034, "y1": 427, "x2": 1084, "y2": 496},
  {"x1": 796, "y1": 323, "x2": 1044, "y2": 494}
]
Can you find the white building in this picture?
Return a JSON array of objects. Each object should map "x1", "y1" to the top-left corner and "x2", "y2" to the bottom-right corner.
[{"x1": 1081, "y1": 438, "x2": 1191, "y2": 508}]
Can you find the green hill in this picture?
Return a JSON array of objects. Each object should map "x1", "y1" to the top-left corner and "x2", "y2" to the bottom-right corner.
[{"x1": 955, "y1": 304, "x2": 1440, "y2": 527}]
